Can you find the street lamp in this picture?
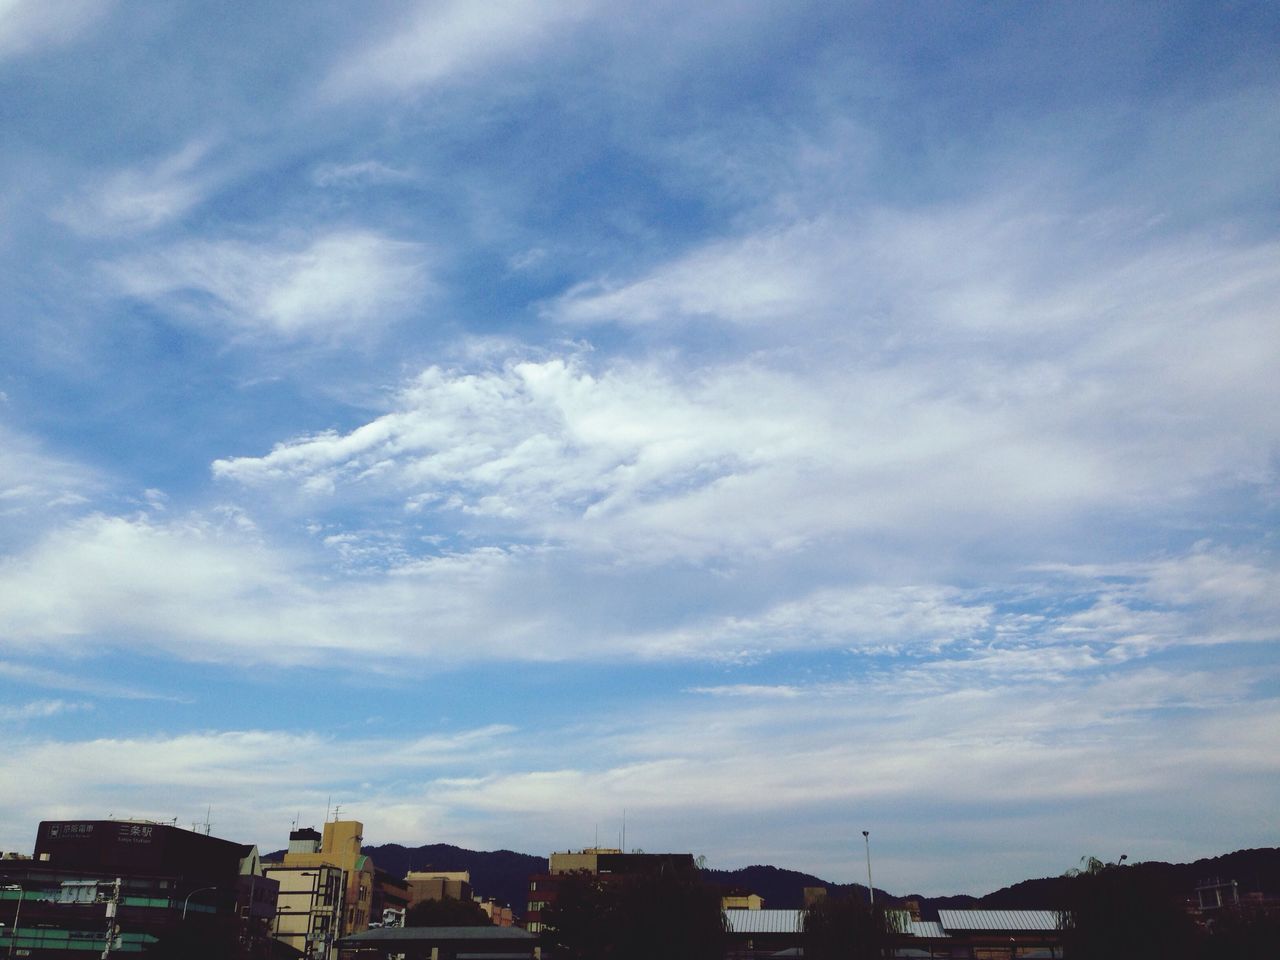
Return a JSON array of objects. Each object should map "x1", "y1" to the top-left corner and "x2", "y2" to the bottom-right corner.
[
  {"x1": 182, "y1": 887, "x2": 219, "y2": 920},
  {"x1": 862, "y1": 831, "x2": 874, "y2": 906},
  {"x1": 4, "y1": 884, "x2": 26, "y2": 960}
]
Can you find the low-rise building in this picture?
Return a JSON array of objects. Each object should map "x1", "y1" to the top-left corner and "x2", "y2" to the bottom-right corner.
[
  {"x1": 405, "y1": 870, "x2": 471, "y2": 907},
  {"x1": 264, "y1": 863, "x2": 345, "y2": 960}
]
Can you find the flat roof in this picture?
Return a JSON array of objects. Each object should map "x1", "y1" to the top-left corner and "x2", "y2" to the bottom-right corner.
[
  {"x1": 724, "y1": 909, "x2": 803, "y2": 934},
  {"x1": 339, "y1": 926, "x2": 537, "y2": 944},
  {"x1": 937, "y1": 910, "x2": 1061, "y2": 932}
]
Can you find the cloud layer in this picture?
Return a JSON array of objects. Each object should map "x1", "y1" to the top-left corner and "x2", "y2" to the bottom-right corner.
[{"x1": 1, "y1": 0, "x2": 1277, "y2": 896}]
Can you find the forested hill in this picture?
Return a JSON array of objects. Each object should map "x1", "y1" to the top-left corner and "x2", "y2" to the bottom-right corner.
[
  {"x1": 264, "y1": 843, "x2": 1278, "y2": 921},
  {"x1": 978, "y1": 848, "x2": 1280, "y2": 911},
  {"x1": 363, "y1": 843, "x2": 546, "y2": 918}
]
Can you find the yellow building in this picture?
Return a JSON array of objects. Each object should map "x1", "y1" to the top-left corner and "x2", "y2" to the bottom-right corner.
[
  {"x1": 264, "y1": 863, "x2": 345, "y2": 960},
  {"x1": 284, "y1": 820, "x2": 375, "y2": 935}
]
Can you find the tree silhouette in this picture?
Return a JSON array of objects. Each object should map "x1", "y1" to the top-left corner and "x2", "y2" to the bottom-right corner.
[
  {"x1": 1058, "y1": 856, "x2": 1197, "y2": 960},
  {"x1": 540, "y1": 870, "x2": 726, "y2": 960},
  {"x1": 802, "y1": 893, "x2": 902, "y2": 960},
  {"x1": 405, "y1": 895, "x2": 492, "y2": 927}
]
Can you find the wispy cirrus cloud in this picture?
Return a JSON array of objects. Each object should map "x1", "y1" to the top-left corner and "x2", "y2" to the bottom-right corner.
[
  {"x1": 105, "y1": 229, "x2": 431, "y2": 341},
  {"x1": 0, "y1": 421, "x2": 95, "y2": 527},
  {"x1": 2, "y1": 507, "x2": 1273, "y2": 673},
  {"x1": 0, "y1": 0, "x2": 112, "y2": 61},
  {"x1": 324, "y1": 0, "x2": 593, "y2": 99},
  {"x1": 0, "y1": 699, "x2": 92, "y2": 722},
  {"x1": 311, "y1": 160, "x2": 414, "y2": 189},
  {"x1": 54, "y1": 139, "x2": 220, "y2": 236}
]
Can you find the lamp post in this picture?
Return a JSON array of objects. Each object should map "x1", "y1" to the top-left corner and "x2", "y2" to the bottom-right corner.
[
  {"x1": 181, "y1": 886, "x2": 218, "y2": 920},
  {"x1": 4, "y1": 884, "x2": 26, "y2": 960},
  {"x1": 862, "y1": 831, "x2": 874, "y2": 906}
]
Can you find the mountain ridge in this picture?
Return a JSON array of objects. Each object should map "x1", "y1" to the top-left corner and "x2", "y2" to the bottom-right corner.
[{"x1": 286, "y1": 844, "x2": 1278, "y2": 920}]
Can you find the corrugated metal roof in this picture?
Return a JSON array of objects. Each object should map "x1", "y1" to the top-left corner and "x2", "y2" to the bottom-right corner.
[
  {"x1": 937, "y1": 910, "x2": 1061, "y2": 932},
  {"x1": 724, "y1": 908, "x2": 803, "y2": 934},
  {"x1": 906, "y1": 920, "x2": 948, "y2": 938}
]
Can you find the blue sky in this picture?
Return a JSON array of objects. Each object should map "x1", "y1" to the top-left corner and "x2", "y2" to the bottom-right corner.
[{"x1": 1, "y1": 0, "x2": 1278, "y2": 896}]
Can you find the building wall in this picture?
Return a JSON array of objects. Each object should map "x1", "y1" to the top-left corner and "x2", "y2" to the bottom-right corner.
[
  {"x1": 405, "y1": 872, "x2": 472, "y2": 907},
  {"x1": 284, "y1": 821, "x2": 375, "y2": 935},
  {"x1": 266, "y1": 864, "x2": 345, "y2": 960}
]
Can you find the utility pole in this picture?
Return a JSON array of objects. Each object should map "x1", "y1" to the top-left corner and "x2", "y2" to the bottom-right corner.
[
  {"x1": 100, "y1": 877, "x2": 120, "y2": 960},
  {"x1": 5, "y1": 884, "x2": 25, "y2": 960},
  {"x1": 862, "y1": 831, "x2": 874, "y2": 906}
]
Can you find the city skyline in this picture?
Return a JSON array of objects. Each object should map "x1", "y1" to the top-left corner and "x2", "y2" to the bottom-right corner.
[{"x1": 1, "y1": 1, "x2": 1277, "y2": 895}]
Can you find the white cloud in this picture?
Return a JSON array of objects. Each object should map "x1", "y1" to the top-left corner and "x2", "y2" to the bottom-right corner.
[
  {"x1": 0, "y1": 422, "x2": 96, "y2": 522},
  {"x1": 207, "y1": 338, "x2": 1256, "y2": 568},
  {"x1": 325, "y1": 0, "x2": 592, "y2": 99},
  {"x1": 631, "y1": 585, "x2": 993, "y2": 660},
  {"x1": 54, "y1": 139, "x2": 217, "y2": 236},
  {"x1": 2, "y1": 508, "x2": 1273, "y2": 675},
  {"x1": 0, "y1": 0, "x2": 111, "y2": 60},
  {"x1": 311, "y1": 160, "x2": 413, "y2": 188},
  {"x1": 0, "y1": 699, "x2": 91, "y2": 722},
  {"x1": 106, "y1": 230, "x2": 431, "y2": 341},
  {"x1": 0, "y1": 724, "x2": 513, "y2": 852}
]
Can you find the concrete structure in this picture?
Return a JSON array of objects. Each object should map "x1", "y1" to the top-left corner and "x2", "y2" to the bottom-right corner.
[
  {"x1": 264, "y1": 863, "x2": 345, "y2": 960},
  {"x1": 284, "y1": 821, "x2": 376, "y2": 936},
  {"x1": 405, "y1": 870, "x2": 472, "y2": 908},
  {"x1": 475, "y1": 896, "x2": 514, "y2": 926},
  {"x1": 547, "y1": 848, "x2": 695, "y2": 877},
  {"x1": 721, "y1": 891, "x2": 765, "y2": 910}
]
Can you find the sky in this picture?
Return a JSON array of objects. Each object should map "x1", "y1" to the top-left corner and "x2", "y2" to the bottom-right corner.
[{"x1": 1, "y1": 0, "x2": 1278, "y2": 898}]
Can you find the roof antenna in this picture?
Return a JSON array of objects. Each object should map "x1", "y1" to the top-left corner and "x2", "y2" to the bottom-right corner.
[
  {"x1": 325, "y1": 795, "x2": 331, "y2": 823},
  {"x1": 622, "y1": 808, "x2": 626, "y2": 853}
]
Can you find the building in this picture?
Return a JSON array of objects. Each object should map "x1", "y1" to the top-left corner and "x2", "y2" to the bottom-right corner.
[
  {"x1": 723, "y1": 907, "x2": 1064, "y2": 960},
  {"x1": 370, "y1": 869, "x2": 408, "y2": 928},
  {"x1": 720, "y1": 890, "x2": 765, "y2": 910},
  {"x1": 404, "y1": 870, "x2": 472, "y2": 908},
  {"x1": 547, "y1": 848, "x2": 696, "y2": 877},
  {"x1": 724, "y1": 908, "x2": 803, "y2": 958},
  {"x1": 1, "y1": 819, "x2": 279, "y2": 958},
  {"x1": 283, "y1": 821, "x2": 376, "y2": 936},
  {"x1": 264, "y1": 863, "x2": 345, "y2": 960},
  {"x1": 918, "y1": 910, "x2": 1063, "y2": 958},
  {"x1": 475, "y1": 897, "x2": 514, "y2": 927}
]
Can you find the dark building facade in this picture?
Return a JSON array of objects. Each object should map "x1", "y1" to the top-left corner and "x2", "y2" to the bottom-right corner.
[{"x1": 1, "y1": 820, "x2": 279, "y2": 958}]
